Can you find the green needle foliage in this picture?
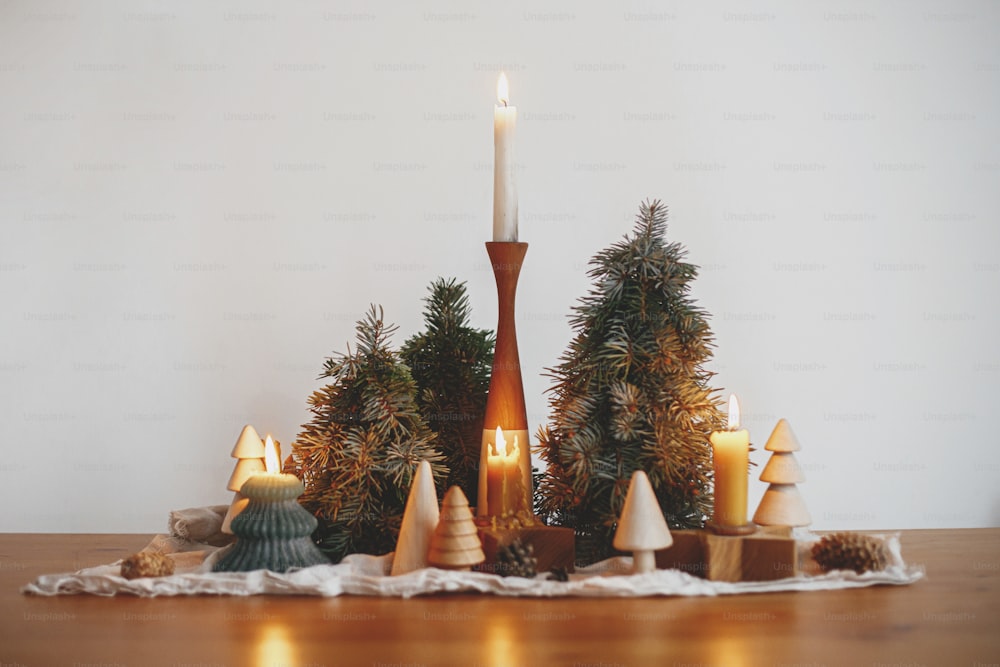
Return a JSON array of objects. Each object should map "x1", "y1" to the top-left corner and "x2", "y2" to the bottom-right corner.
[
  {"x1": 535, "y1": 200, "x2": 724, "y2": 565},
  {"x1": 288, "y1": 305, "x2": 446, "y2": 563},
  {"x1": 401, "y1": 278, "x2": 495, "y2": 505}
]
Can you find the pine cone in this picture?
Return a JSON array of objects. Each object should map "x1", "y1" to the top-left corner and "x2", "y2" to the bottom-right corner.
[
  {"x1": 121, "y1": 551, "x2": 175, "y2": 579},
  {"x1": 811, "y1": 532, "x2": 889, "y2": 574},
  {"x1": 496, "y1": 539, "x2": 537, "y2": 578}
]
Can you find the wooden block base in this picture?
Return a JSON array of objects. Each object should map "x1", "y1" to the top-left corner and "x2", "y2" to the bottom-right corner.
[
  {"x1": 740, "y1": 531, "x2": 798, "y2": 581},
  {"x1": 655, "y1": 528, "x2": 798, "y2": 582},
  {"x1": 654, "y1": 531, "x2": 708, "y2": 577},
  {"x1": 475, "y1": 525, "x2": 576, "y2": 575}
]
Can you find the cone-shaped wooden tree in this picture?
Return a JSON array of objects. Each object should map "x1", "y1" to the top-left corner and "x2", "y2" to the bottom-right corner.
[
  {"x1": 613, "y1": 470, "x2": 673, "y2": 574},
  {"x1": 752, "y1": 419, "x2": 811, "y2": 527},
  {"x1": 222, "y1": 425, "x2": 266, "y2": 534},
  {"x1": 427, "y1": 486, "x2": 484, "y2": 571},
  {"x1": 391, "y1": 460, "x2": 440, "y2": 575}
]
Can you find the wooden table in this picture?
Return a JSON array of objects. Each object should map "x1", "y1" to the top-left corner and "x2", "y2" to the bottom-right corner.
[{"x1": 1, "y1": 530, "x2": 997, "y2": 666}]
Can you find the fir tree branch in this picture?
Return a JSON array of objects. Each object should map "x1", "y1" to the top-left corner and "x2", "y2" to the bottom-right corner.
[{"x1": 536, "y1": 200, "x2": 723, "y2": 565}]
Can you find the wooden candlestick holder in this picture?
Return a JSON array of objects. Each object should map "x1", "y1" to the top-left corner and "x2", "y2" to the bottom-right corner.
[
  {"x1": 477, "y1": 241, "x2": 532, "y2": 518},
  {"x1": 471, "y1": 242, "x2": 578, "y2": 570}
]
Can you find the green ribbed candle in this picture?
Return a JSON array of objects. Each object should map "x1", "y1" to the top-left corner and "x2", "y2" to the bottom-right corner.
[{"x1": 213, "y1": 474, "x2": 329, "y2": 573}]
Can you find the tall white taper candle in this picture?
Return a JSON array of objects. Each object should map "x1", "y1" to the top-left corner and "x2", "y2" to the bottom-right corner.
[{"x1": 493, "y1": 72, "x2": 518, "y2": 242}]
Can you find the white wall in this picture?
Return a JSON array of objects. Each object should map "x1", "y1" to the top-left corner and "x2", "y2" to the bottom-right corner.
[{"x1": 1, "y1": 0, "x2": 997, "y2": 532}]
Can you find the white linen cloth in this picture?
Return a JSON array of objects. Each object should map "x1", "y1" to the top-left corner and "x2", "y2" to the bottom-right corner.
[{"x1": 22, "y1": 516, "x2": 923, "y2": 598}]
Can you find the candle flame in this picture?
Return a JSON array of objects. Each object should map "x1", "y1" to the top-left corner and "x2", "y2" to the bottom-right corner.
[
  {"x1": 264, "y1": 435, "x2": 280, "y2": 473},
  {"x1": 495, "y1": 426, "x2": 506, "y2": 456},
  {"x1": 497, "y1": 72, "x2": 509, "y2": 106},
  {"x1": 727, "y1": 394, "x2": 741, "y2": 431}
]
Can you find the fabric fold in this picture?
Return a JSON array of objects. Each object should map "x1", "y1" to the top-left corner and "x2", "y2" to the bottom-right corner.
[{"x1": 22, "y1": 532, "x2": 923, "y2": 598}]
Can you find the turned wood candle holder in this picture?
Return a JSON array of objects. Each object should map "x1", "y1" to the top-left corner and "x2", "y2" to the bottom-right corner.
[{"x1": 477, "y1": 241, "x2": 532, "y2": 518}]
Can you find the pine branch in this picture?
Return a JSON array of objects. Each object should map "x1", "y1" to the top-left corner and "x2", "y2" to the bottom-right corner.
[
  {"x1": 288, "y1": 305, "x2": 446, "y2": 563},
  {"x1": 536, "y1": 200, "x2": 724, "y2": 565},
  {"x1": 401, "y1": 278, "x2": 494, "y2": 504}
]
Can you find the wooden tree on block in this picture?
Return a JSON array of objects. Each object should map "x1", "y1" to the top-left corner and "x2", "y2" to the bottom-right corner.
[
  {"x1": 427, "y1": 486, "x2": 484, "y2": 571},
  {"x1": 222, "y1": 425, "x2": 266, "y2": 534},
  {"x1": 391, "y1": 460, "x2": 440, "y2": 576},
  {"x1": 613, "y1": 471, "x2": 673, "y2": 574},
  {"x1": 752, "y1": 419, "x2": 811, "y2": 527}
]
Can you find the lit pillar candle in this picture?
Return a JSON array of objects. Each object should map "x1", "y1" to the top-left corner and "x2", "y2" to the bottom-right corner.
[
  {"x1": 710, "y1": 395, "x2": 751, "y2": 528},
  {"x1": 503, "y1": 432, "x2": 521, "y2": 512},
  {"x1": 493, "y1": 72, "x2": 518, "y2": 242},
  {"x1": 486, "y1": 427, "x2": 506, "y2": 517},
  {"x1": 256, "y1": 435, "x2": 301, "y2": 488},
  {"x1": 486, "y1": 427, "x2": 521, "y2": 516}
]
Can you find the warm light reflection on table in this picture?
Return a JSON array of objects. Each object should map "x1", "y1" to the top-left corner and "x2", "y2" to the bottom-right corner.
[
  {"x1": 710, "y1": 634, "x2": 751, "y2": 667},
  {"x1": 255, "y1": 623, "x2": 297, "y2": 667},
  {"x1": 484, "y1": 615, "x2": 524, "y2": 667}
]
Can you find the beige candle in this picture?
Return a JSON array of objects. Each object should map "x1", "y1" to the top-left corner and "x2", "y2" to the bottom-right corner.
[
  {"x1": 250, "y1": 435, "x2": 302, "y2": 491},
  {"x1": 503, "y1": 432, "x2": 521, "y2": 513},
  {"x1": 710, "y1": 395, "x2": 750, "y2": 528},
  {"x1": 486, "y1": 428, "x2": 506, "y2": 516},
  {"x1": 486, "y1": 427, "x2": 521, "y2": 516}
]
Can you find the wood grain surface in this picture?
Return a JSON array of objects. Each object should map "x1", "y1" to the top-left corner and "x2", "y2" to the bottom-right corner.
[{"x1": 1, "y1": 529, "x2": 997, "y2": 667}]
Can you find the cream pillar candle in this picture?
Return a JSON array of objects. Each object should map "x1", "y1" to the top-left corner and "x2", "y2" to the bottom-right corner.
[
  {"x1": 503, "y1": 432, "x2": 521, "y2": 513},
  {"x1": 254, "y1": 435, "x2": 302, "y2": 489},
  {"x1": 493, "y1": 72, "x2": 518, "y2": 242},
  {"x1": 486, "y1": 427, "x2": 506, "y2": 517},
  {"x1": 710, "y1": 395, "x2": 751, "y2": 529},
  {"x1": 486, "y1": 427, "x2": 521, "y2": 516}
]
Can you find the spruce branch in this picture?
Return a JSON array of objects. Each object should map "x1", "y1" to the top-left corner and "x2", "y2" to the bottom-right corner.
[
  {"x1": 401, "y1": 278, "x2": 494, "y2": 505},
  {"x1": 536, "y1": 200, "x2": 724, "y2": 565},
  {"x1": 287, "y1": 305, "x2": 446, "y2": 563}
]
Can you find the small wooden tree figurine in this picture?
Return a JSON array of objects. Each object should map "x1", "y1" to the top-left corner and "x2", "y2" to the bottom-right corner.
[
  {"x1": 222, "y1": 425, "x2": 266, "y2": 534},
  {"x1": 427, "y1": 486, "x2": 484, "y2": 571},
  {"x1": 391, "y1": 460, "x2": 440, "y2": 576},
  {"x1": 752, "y1": 419, "x2": 811, "y2": 527},
  {"x1": 613, "y1": 470, "x2": 673, "y2": 574}
]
